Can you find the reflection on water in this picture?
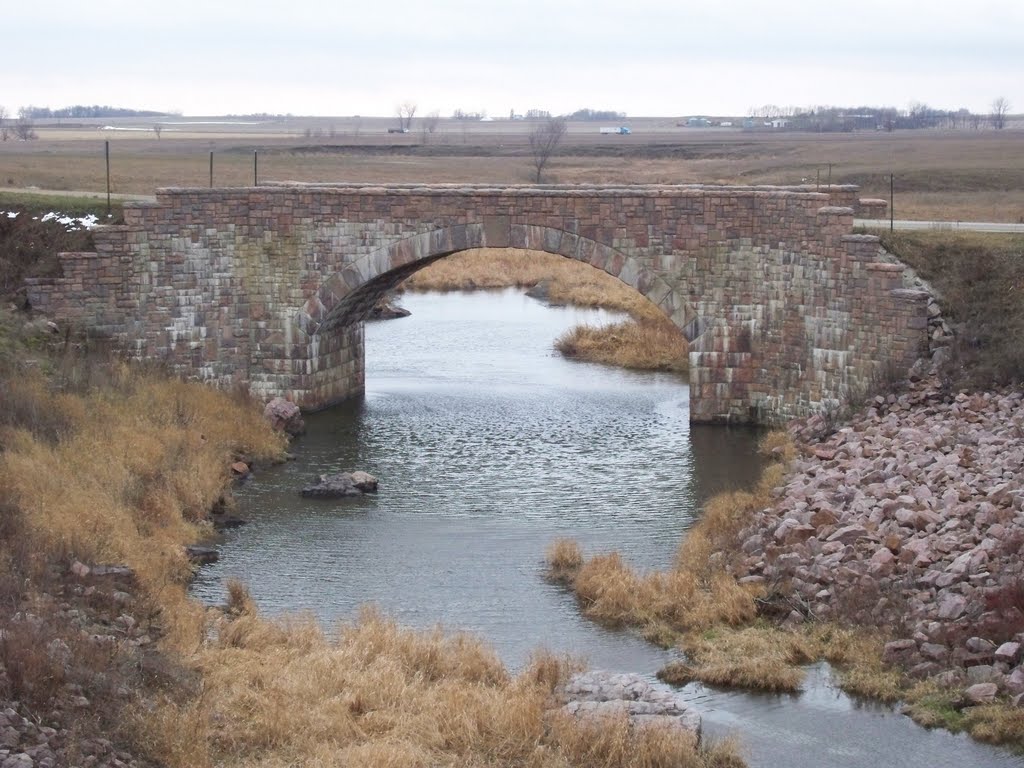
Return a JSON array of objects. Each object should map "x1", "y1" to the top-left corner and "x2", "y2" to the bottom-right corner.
[{"x1": 191, "y1": 289, "x2": 1020, "y2": 768}]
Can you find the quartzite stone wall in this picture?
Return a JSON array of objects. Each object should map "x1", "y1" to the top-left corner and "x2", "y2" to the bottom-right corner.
[{"x1": 25, "y1": 183, "x2": 928, "y2": 425}]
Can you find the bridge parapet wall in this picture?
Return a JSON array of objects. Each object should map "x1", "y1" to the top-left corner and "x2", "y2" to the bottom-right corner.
[{"x1": 25, "y1": 183, "x2": 928, "y2": 424}]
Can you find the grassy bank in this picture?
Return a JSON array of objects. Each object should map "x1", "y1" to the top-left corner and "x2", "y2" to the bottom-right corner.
[
  {"x1": 0, "y1": 307, "x2": 737, "y2": 766},
  {"x1": 877, "y1": 230, "x2": 1024, "y2": 386},
  {"x1": 406, "y1": 248, "x2": 689, "y2": 372},
  {"x1": 547, "y1": 428, "x2": 1024, "y2": 750},
  {"x1": 0, "y1": 194, "x2": 125, "y2": 299}
]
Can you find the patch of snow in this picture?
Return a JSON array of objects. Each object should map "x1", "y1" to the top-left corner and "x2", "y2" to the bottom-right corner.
[{"x1": 4, "y1": 211, "x2": 18, "y2": 219}]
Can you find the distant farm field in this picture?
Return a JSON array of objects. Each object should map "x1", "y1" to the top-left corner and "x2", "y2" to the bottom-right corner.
[{"x1": 0, "y1": 116, "x2": 1021, "y2": 222}]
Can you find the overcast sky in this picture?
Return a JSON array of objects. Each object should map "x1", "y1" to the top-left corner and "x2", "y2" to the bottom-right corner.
[{"x1": 5, "y1": 0, "x2": 1022, "y2": 117}]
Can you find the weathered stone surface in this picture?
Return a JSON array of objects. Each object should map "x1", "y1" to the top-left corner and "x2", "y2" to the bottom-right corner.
[
  {"x1": 25, "y1": 184, "x2": 928, "y2": 426},
  {"x1": 964, "y1": 682, "x2": 998, "y2": 705},
  {"x1": 883, "y1": 639, "x2": 917, "y2": 663},
  {"x1": 559, "y1": 671, "x2": 701, "y2": 739},
  {"x1": 301, "y1": 471, "x2": 378, "y2": 498},
  {"x1": 263, "y1": 397, "x2": 306, "y2": 436},
  {"x1": 995, "y1": 642, "x2": 1021, "y2": 665}
]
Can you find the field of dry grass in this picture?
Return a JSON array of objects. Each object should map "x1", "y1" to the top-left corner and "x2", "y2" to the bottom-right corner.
[
  {"x1": 407, "y1": 248, "x2": 689, "y2": 372},
  {"x1": 1, "y1": 125, "x2": 1021, "y2": 221}
]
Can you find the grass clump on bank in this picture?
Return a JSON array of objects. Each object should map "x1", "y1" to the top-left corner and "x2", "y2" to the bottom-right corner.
[
  {"x1": 555, "y1": 319, "x2": 688, "y2": 373},
  {"x1": 405, "y1": 248, "x2": 689, "y2": 372}
]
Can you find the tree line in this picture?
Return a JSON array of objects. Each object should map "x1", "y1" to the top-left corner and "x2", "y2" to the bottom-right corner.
[
  {"x1": 19, "y1": 105, "x2": 171, "y2": 119},
  {"x1": 746, "y1": 99, "x2": 1013, "y2": 131}
]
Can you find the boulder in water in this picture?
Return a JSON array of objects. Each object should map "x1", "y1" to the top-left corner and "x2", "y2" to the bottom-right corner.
[
  {"x1": 301, "y1": 471, "x2": 379, "y2": 499},
  {"x1": 263, "y1": 397, "x2": 306, "y2": 436}
]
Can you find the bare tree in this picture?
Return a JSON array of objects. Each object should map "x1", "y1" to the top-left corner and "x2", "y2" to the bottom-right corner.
[
  {"x1": 0, "y1": 106, "x2": 8, "y2": 141},
  {"x1": 396, "y1": 101, "x2": 417, "y2": 132},
  {"x1": 991, "y1": 97, "x2": 1011, "y2": 130},
  {"x1": 420, "y1": 110, "x2": 440, "y2": 144},
  {"x1": 13, "y1": 116, "x2": 36, "y2": 140},
  {"x1": 528, "y1": 116, "x2": 567, "y2": 183},
  {"x1": 152, "y1": 124, "x2": 163, "y2": 139}
]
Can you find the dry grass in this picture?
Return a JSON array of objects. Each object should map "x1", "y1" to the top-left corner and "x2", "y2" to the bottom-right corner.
[
  {"x1": 663, "y1": 626, "x2": 811, "y2": 693},
  {"x1": 547, "y1": 433, "x2": 792, "y2": 639},
  {"x1": 659, "y1": 623, "x2": 903, "y2": 699},
  {"x1": 903, "y1": 683, "x2": 1024, "y2": 750},
  {"x1": 405, "y1": 248, "x2": 663, "y2": 319},
  {"x1": 546, "y1": 538, "x2": 584, "y2": 584},
  {"x1": 555, "y1": 320, "x2": 688, "y2": 372},
  {"x1": 0, "y1": 313, "x2": 742, "y2": 766},
  {"x1": 0, "y1": 361, "x2": 286, "y2": 650},
  {"x1": 129, "y1": 595, "x2": 744, "y2": 768}
]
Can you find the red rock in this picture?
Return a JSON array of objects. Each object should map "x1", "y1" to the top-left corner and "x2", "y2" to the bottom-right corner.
[
  {"x1": 995, "y1": 642, "x2": 1021, "y2": 665},
  {"x1": 883, "y1": 639, "x2": 917, "y2": 663},
  {"x1": 231, "y1": 461, "x2": 250, "y2": 475}
]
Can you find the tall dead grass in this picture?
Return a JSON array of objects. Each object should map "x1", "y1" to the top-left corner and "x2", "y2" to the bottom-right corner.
[
  {"x1": 0, "y1": 363, "x2": 286, "y2": 649},
  {"x1": 0, "y1": 317, "x2": 741, "y2": 766},
  {"x1": 546, "y1": 438, "x2": 788, "y2": 637},
  {"x1": 555, "y1": 319, "x2": 688, "y2": 372},
  {"x1": 134, "y1": 595, "x2": 743, "y2": 768}
]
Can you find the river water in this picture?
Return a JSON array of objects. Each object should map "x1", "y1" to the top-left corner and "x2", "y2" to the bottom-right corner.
[{"x1": 192, "y1": 289, "x2": 1019, "y2": 768}]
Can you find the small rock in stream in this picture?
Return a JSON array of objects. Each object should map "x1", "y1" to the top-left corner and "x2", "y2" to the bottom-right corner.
[{"x1": 301, "y1": 471, "x2": 379, "y2": 499}]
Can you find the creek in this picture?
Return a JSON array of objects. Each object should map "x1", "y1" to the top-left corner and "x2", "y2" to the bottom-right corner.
[{"x1": 192, "y1": 288, "x2": 1018, "y2": 767}]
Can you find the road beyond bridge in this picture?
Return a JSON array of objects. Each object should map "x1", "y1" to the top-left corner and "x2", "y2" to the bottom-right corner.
[{"x1": 26, "y1": 182, "x2": 930, "y2": 424}]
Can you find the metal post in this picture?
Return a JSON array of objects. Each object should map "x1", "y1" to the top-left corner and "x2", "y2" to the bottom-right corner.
[
  {"x1": 105, "y1": 140, "x2": 111, "y2": 216},
  {"x1": 254, "y1": 151, "x2": 258, "y2": 186},
  {"x1": 816, "y1": 168, "x2": 820, "y2": 191},
  {"x1": 209, "y1": 151, "x2": 214, "y2": 188},
  {"x1": 890, "y1": 173, "x2": 895, "y2": 232}
]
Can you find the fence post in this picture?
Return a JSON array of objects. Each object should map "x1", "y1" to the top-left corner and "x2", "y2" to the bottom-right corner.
[
  {"x1": 209, "y1": 151, "x2": 214, "y2": 188},
  {"x1": 105, "y1": 140, "x2": 111, "y2": 216},
  {"x1": 254, "y1": 151, "x2": 258, "y2": 186},
  {"x1": 890, "y1": 173, "x2": 894, "y2": 232}
]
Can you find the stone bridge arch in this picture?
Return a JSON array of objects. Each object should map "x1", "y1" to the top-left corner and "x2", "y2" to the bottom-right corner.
[
  {"x1": 24, "y1": 183, "x2": 931, "y2": 425},
  {"x1": 299, "y1": 223, "x2": 699, "y2": 338}
]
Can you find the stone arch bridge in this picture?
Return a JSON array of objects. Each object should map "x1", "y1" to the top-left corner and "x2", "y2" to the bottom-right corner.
[{"x1": 26, "y1": 183, "x2": 927, "y2": 424}]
